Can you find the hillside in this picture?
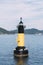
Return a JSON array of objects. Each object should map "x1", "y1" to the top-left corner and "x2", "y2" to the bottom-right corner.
[
  {"x1": 25, "y1": 28, "x2": 43, "y2": 34},
  {"x1": 0, "y1": 27, "x2": 43, "y2": 34},
  {"x1": 0, "y1": 28, "x2": 8, "y2": 34},
  {"x1": 0, "y1": 27, "x2": 17, "y2": 34}
]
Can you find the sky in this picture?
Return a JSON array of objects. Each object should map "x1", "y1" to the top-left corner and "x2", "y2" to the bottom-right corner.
[{"x1": 0, "y1": 0, "x2": 43, "y2": 30}]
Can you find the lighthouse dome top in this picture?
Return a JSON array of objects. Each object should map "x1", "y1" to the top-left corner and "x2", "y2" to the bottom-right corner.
[
  {"x1": 17, "y1": 17, "x2": 26, "y2": 28},
  {"x1": 19, "y1": 17, "x2": 23, "y2": 24}
]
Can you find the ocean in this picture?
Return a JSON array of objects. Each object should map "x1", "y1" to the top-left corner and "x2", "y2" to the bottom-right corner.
[{"x1": 0, "y1": 34, "x2": 43, "y2": 65}]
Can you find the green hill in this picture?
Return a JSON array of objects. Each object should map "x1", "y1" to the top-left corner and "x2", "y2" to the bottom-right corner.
[
  {"x1": 0, "y1": 27, "x2": 8, "y2": 34},
  {"x1": 0, "y1": 27, "x2": 43, "y2": 34},
  {"x1": 25, "y1": 28, "x2": 43, "y2": 34}
]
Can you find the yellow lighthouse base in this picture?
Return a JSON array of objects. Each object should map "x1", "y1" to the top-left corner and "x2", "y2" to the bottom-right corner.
[{"x1": 14, "y1": 47, "x2": 28, "y2": 57}]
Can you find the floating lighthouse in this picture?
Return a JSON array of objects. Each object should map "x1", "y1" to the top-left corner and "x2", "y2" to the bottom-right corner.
[{"x1": 14, "y1": 17, "x2": 28, "y2": 57}]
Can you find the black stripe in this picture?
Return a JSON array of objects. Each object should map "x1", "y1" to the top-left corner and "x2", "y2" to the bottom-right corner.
[
  {"x1": 16, "y1": 46, "x2": 25, "y2": 50},
  {"x1": 18, "y1": 25, "x2": 24, "y2": 33}
]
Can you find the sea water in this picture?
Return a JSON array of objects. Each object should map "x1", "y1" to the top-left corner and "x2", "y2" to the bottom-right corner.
[{"x1": 0, "y1": 34, "x2": 43, "y2": 65}]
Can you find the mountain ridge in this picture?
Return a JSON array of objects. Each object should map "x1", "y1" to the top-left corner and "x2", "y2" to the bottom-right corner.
[{"x1": 0, "y1": 27, "x2": 43, "y2": 34}]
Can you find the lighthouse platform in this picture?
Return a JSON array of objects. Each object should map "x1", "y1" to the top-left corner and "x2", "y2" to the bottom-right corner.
[{"x1": 14, "y1": 47, "x2": 28, "y2": 57}]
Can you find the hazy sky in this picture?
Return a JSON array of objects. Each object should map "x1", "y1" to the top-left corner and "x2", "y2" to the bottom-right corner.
[{"x1": 0, "y1": 0, "x2": 43, "y2": 30}]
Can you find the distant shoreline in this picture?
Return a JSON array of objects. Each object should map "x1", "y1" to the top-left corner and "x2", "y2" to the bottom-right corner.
[{"x1": 0, "y1": 27, "x2": 43, "y2": 35}]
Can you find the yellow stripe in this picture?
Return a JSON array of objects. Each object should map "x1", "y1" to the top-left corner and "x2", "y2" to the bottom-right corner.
[{"x1": 17, "y1": 33, "x2": 24, "y2": 47}]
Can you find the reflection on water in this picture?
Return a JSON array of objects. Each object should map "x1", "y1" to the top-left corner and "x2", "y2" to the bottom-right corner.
[{"x1": 14, "y1": 57, "x2": 29, "y2": 65}]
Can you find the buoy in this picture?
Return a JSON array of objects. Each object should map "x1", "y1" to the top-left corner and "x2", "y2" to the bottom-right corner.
[{"x1": 14, "y1": 17, "x2": 28, "y2": 57}]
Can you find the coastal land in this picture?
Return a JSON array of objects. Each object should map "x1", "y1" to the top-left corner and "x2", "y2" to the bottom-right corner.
[{"x1": 0, "y1": 27, "x2": 43, "y2": 35}]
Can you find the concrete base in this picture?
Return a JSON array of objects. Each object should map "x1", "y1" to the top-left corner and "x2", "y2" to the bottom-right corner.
[{"x1": 14, "y1": 46, "x2": 28, "y2": 57}]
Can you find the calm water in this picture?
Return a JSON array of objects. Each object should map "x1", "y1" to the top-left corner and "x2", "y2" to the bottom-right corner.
[{"x1": 0, "y1": 34, "x2": 43, "y2": 65}]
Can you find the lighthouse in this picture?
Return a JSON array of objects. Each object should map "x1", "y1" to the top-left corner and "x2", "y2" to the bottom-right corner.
[{"x1": 14, "y1": 17, "x2": 28, "y2": 57}]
